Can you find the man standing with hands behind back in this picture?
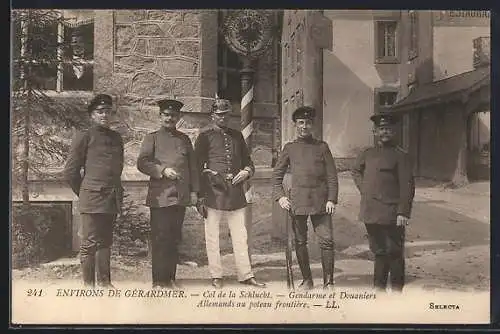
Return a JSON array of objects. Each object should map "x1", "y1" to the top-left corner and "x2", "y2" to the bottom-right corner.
[
  {"x1": 273, "y1": 106, "x2": 339, "y2": 290},
  {"x1": 351, "y1": 111, "x2": 415, "y2": 293},
  {"x1": 137, "y1": 99, "x2": 199, "y2": 289}
]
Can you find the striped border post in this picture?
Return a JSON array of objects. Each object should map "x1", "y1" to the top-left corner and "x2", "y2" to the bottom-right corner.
[{"x1": 240, "y1": 58, "x2": 255, "y2": 262}]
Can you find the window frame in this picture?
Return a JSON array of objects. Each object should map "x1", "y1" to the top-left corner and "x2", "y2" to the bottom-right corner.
[
  {"x1": 374, "y1": 19, "x2": 400, "y2": 64},
  {"x1": 12, "y1": 12, "x2": 95, "y2": 93},
  {"x1": 374, "y1": 87, "x2": 399, "y2": 112},
  {"x1": 408, "y1": 10, "x2": 419, "y2": 61}
]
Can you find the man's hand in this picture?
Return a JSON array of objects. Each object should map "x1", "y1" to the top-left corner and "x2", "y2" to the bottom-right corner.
[
  {"x1": 190, "y1": 192, "x2": 198, "y2": 206},
  {"x1": 278, "y1": 196, "x2": 292, "y2": 211},
  {"x1": 196, "y1": 198, "x2": 208, "y2": 219},
  {"x1": 231, "y1": 169, "x2": 250, "y2": 185},
  {"x1": 326, "y1": 201, "x2": 336, "y2": 215},
  {"x1": 396, "y1": 215, "x2": 409, "y2": 227},
  {"x1": 162, "y1": 167, "x2": 179, "y2": 180}
]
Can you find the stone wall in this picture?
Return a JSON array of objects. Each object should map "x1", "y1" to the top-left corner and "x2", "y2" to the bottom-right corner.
[
  {"x1": 113, "y1": 10, "x2": 202, "y2": 110},
  {"x1": 18, "y1": 10, "x2": 282, "y2": 258},
  {"x1": 93, "y1": 9, "x2": 280, "y2": 173}
]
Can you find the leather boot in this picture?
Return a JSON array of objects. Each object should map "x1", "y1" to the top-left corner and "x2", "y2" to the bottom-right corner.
[
  {"x1": 373, "y1": 255, "x2": 390, "y2": 291},
  {"x1": 81, "y1": 256, "x2": 95, "y2": 287},
  {"x1": 321, "y1": 249, "x2": 335, "y2": 289},
  {"x1": 389, "y1": 254, "x2": 405, "y2": 292},
  {"x1": 295, "y1": 244, "x2": 313, "y2": 290},
  {"x1": 96, "y1": 247, "x2": 113, "y2": 287}
]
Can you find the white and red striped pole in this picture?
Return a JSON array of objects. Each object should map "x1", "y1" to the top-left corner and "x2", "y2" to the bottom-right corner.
[{"x1": 240, "y1": 57, "x2": 255, "y2": 261}]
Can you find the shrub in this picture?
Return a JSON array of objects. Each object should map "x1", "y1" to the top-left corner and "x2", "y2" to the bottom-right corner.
[
  {"x1": 12, "y1": 203, "x2": 74, "y2": 269},
  {"x1": 113, "y1": 192, "x2": 150, "y2": 257},
  {"x1": 12, "y1": 207, "x2": 41, "y2": 269}
]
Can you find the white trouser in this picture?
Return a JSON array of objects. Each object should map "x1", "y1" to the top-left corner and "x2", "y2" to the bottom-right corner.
[{"x1": 205, "y1": 207, "x2": 253, "y2": 282}]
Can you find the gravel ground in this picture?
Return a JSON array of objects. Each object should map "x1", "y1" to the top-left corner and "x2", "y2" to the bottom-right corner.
[{"x1": 12, "y1": 177, "x2": 490, "y2": 293}]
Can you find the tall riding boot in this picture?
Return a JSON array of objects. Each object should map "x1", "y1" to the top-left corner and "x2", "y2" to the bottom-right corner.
[
  {"x1": 295, "y1": 244, "x2": 313, "y2": 290},
  {"x1": 166, "y1": 247, "x2": 181, "y2": 289},
  {"x1": 81, "y1": 255, "x2": 95, "y2": 287},
  {"x1": 321, "y1": 249, "x2": 335, "y2": 289},
  {"x1": 96, "y1": 247, "x2": 113, "y2": 287},
  {"x1": 373, "y1": 255, "x2": 390, "y2": 292},
  {"x1": 389, "y1": 254, "x2": 405, "y2": 292},
  {"x1": 170, "y1": 246, "x2": 179, "y2": 282}
]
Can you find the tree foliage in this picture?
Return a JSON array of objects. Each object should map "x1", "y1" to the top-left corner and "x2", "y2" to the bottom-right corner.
[
  {"x1": 11, "y1": 9, "x2": 88, "y2": 268},
  {"x1": 12, "y1": 10, "x2": 88, "y2": 194}
]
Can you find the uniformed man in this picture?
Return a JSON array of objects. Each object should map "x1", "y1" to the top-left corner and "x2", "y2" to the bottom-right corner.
[
  {"x1": 137, "y1": 99, "x2": 199, "y2": 289},
  {"x1": 351, "y1": 111, "x2": 415, "y2": 293},
  {"x1": 273, "y1": 106, "x2": 339, "y2": 290},
  {"x1": 64, "y1": 94, "x2": 124, "y2": 288},
  {"x1": 194, "y1": 98, "x2": 266, "y2": 289}
]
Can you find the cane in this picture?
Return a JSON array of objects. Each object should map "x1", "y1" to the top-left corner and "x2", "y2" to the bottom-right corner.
[
  {"x1": 283, "y1": 178, "x2": 295, "y2": 291},
  {"x1": 285, "y1": 206, "x2": 295, "y2": 290}
]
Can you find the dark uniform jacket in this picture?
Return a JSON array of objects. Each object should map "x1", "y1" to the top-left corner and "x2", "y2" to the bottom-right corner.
[
  {"x1": 64, "y1": 125, "x2": 124, "y2": 214},
  {"x1": 137, "y1": 127, "x2": 199, "y2": 208},
  {"x1": 273, "y1": 136, "x2": 339, "y2": 215},
  {"x1": 194, "y1": 126, "x2": 255, "y2": 211},
  {"x1": 351, "y1": 144, "x2": 415, "y2": 225}
]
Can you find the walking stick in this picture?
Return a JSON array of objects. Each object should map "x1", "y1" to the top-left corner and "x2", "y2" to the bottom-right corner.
[{"x1": 285, "y1": 188, "x2": 295, "y2": 291}]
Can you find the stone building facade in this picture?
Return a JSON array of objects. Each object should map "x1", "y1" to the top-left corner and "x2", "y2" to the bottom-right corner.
[{"x1": 13, "y1": 9, "x2": 281, "y2": 256}]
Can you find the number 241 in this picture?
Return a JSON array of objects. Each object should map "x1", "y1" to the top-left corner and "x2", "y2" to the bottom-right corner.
[{"x1": 26, "y1": 289, "x2": 43, "y2": 297}]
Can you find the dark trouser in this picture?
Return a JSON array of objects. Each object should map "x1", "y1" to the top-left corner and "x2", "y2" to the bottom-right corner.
[
  {"x1": 79, "y1": 213, "x2": 115, "y2": 287},
  {"x1": 150, "y1": 206, "x2": 186, "y2": 287},
  {"x1": 364, "y1": 224, "x2": 405, "y2": 292},
  {"x1": 292, "y1": 214, "x2": 335, "y2": 285}
]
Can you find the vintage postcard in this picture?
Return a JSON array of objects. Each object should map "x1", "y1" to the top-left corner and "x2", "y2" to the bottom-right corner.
[{"x1": 10, "y1": 9, "x2": 491, "y2": 325}]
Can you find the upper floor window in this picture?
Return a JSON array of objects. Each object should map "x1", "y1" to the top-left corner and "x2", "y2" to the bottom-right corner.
[
  {"x1": 375, "y1": 20, "x2": 399, "y2": 63},
  {"x1": 12, "y1": 10, "x2": 94, "y2": 92},
  {"x1": 217, "y1": 10, "x2": 241, "y2": 111},
  {"x1": 408, "y1": 10, "x2": 418, "y2": 60},
  {"x1": 374, "y1": 88, "x2": 403, "y2": 146},
  {"x1": 375, "y1": 89, "x2": 398, "y2": 113}
]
